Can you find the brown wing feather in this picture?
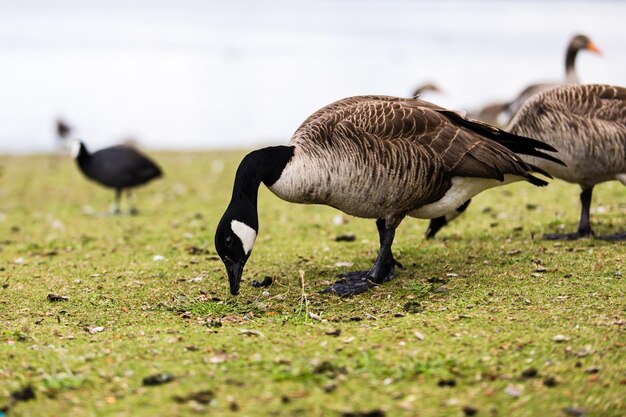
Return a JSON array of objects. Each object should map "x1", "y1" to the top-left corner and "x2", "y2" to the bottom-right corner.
[
  {"x1": 508, "y1": 84, "x2": 626, "y2": 185},
  {"x1": 292, "y1": 96, "x2": 552, "y2": 185}
]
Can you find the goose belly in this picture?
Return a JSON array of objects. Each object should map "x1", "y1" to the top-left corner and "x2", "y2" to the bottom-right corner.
[
  {"x1": 269, "y1": 155, "x2": 438, "y2": 218},
  {"x1": 410, "y1": 176, "x2": 519, "y2": 219}
]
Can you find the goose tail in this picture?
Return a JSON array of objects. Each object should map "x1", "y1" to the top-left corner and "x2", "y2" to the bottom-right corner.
[{"x1": 437, "y1": 109, "x2": 567, "y2": 168}]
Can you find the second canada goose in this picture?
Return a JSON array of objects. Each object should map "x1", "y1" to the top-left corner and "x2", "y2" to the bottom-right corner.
[
  {"x1": 426, "y1": 84, "x2": 626, "y2": 240},
  {"x1": 71, "y1": 141, "x2": 163, "y2": 214},
  {"x1": 214, "y1": 95, "x2": 563, "y2": 297}
]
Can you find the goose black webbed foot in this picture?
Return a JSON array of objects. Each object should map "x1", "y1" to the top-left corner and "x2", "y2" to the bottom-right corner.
[
  {"x1": 320, "y1": 265, "x2": 398, "y2": 297},
  {"x1": 129, "y1": 207, "x2": 140, "y2": 216},
  {"x1": 321, "y1": 219, "x2": 401, "y2": 297},
  {"x1": 545, "y1": 190, "x2": 595, "y2": 241},
  {"x1": 543, "y1": 231, "x2": 592, "y2": 240},
  {"x1": 319, "y1": 273, "x2": 376, "y2": 297},
  {"x1": 596, "y1": 231, "x2": 626, "y2": 241}
]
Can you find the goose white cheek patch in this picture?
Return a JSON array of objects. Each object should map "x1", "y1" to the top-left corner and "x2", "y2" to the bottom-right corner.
[{"x1": 231, "y1": 220, "x2": 257, "y2": 255}]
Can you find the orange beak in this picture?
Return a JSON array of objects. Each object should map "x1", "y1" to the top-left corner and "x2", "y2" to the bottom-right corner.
[{"x1": 586, "y1": 41, "x2": 602, "y2": 55}]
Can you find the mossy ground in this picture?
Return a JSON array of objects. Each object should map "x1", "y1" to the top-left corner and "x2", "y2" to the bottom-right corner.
[{"x1": 0, "y1": 152, "x2": 624, "y2": 417}]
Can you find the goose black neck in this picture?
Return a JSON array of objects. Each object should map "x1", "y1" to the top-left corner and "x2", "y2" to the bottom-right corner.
[{"x1": 231, "y1": 145, "x2": 295, "y2": 205}]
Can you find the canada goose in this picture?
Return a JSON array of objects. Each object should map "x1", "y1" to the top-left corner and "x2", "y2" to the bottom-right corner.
[
  {"x1": 214, "y1": 95, "x2": 563, "y2": 297},
  {"x1": 426, "y1": 84, "x2": 626, "y2": 240},
  {"x1": 411, "y1": 82, "x2": 443, "y2": 99},
  {"x1": 506, "y1": 34, "x2": 602, "y2": 118},
  {"x1": 71, "y1": 141, "x2": 163, "y2": 214}
]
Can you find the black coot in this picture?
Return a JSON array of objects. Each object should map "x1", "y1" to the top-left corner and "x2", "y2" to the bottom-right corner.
[{"x1": 72, "y1": 141, "x2": 163, "y2": 214}]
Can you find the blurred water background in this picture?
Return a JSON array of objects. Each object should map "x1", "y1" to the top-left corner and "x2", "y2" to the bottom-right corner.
[{"x1": 0, "y1": 0, "x2": 625, "y2": 153}]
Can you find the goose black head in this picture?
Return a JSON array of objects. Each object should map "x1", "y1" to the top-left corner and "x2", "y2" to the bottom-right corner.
[
  {"x1": 215, "y1": 206, "x2": 258, "y2": 296},
  {"x1": 214, "y1": 146, "x2": 293, "y2": 296}
]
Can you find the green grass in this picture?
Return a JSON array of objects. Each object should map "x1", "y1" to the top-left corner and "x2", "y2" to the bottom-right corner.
[{"x1": 0, "y1": 151, "x2": 624, "y2": 417}]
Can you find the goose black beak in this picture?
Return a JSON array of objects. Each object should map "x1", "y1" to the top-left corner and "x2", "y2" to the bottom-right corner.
[{"x1": 225, "y1": 259, "x2": 245, "y2": 295}]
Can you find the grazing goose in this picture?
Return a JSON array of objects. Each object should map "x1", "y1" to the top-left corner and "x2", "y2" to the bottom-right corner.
[
  {"x1": 214, "y1": 95, "x2": 563, "y2": 297},
  {"x1": 71, "y1": 141, "x2": 163, "y2": 214},
  {"x1": 506, "y1": 34, "x2": 602, "y2": 118},
  {"x1": 426, "y1": 84, "x2": 626, "y2": 240}
]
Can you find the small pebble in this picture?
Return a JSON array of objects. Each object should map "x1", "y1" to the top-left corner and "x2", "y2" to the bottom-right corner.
[
  {"x1": 325, "y1": 329, "x2": 341, "y2": 337},
  {"x1": 562, "y1": 406, "x2": 585, "y2": 417},
  {"x1": 47, "y1": 294, "x2": 69, "y2": 302},
  {"x1": 173, "y1": 390, "x2": 214, "y2": 404},
  {"x1": 403, "y1": 301, "x2": 424, "y2": 314},
  {"x1": 142, "y1": 373, "x2": 175, "y2": 386},
  {"x1": 462, "y1": 405, "x2": 478, "y2": 416},
  {"x1": 251, "y1": 276, "x2": 273, "y2": 288},
  {"x1": 240, "y1": 329, "x2": 264, "y2": 337},
  {"x1": 323, "y1": 382, "x2": 337, "y2": 393},
  {"x1": 521, "y1": 367, "x2": 538, "y2": 378},
  {"x1": 11, "y1": 386, "x2": 35, "y2": 402},
  {"x1": 437, "y1": 378, "x2": 456, "y2": 387},
  {"x1": 88, "y1": 326, "x2": 105, "y2": 334},
  {"x1": 543, "y1": 376, "x2": 558, "y2": 387},
  {"x1": 341, "y1": 410, "x2": 385, "y2": 417},
  {"x1": 335, "y1": 234, "x2": 356, "y2": 242},
  {"x1": 504, "y1": 384, "x2": 521, "y2": 398},
  {"x1": 205, "y1": 319, "x2": 222, "y2": 328}
]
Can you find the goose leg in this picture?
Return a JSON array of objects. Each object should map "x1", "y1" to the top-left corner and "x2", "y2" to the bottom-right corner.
[
  {"x1": 374, "y1": 218, "x2": 403, "y2": 269},
  {"x1": 577, "y1": 187, "x2": 593, "y2": 237},
  {"x1": 334, "y1": 219, "x2": 403, "y2": 280},
  {"x1": 425, "y1": 199, "x2": 472, "y2": 239},
  {"x1": 544, "y1": 187, "x2": 593, "y2": 240},
  {"x1": 321, "y1": 220, "x2": 399, "y2": 297},
  {"x1": 425, "y1": 216, "x2": 448, "y2": 240}
]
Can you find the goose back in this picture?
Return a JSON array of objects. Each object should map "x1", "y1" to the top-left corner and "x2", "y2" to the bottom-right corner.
[
  {"x1": 270, "y1": 96, "x2": 554, "y2": 219},
  {"x1": 509, "y1": 84, "x2": 626, "y2": 188}
]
